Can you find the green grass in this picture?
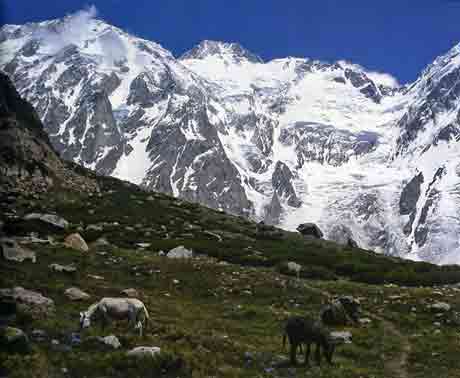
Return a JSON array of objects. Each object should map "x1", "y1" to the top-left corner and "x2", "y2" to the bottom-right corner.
[{"x1": 2, "y1": 168, "x2": 460, "y2": 377}]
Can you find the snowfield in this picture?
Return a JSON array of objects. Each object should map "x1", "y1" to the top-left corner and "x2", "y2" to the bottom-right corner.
[{"x1": 3, "y1": 12, "x2": 460, "y2": 264}]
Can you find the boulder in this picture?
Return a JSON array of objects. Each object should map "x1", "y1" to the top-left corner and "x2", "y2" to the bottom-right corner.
[
  {"x1": 100, "y1": 335, "x2": 121, "y2": 350},
  {"x1": 64, "y1": 287, "x2": 90, "y2": 301},
  {"x1": 0, "y1": 287, "x2": 55, "y2": 319},
  {"x1": 296, "y1": 223, "x2": 324, "y2": 239},
  {"x1": 6, "y1": 213, "x2": 69, "y2": 235},
  {"x1": 121, "y1": 288, "x2": 139, "y2": 298},
  {"x1": 84, "y1": 335, "x2": 121, "y2": 350},
  {"x1": 23, "y1": 213, "x2": 69, "y2": 229},
  {"x1": 49, "y1": 263, "x2": 77, "y2": 273},
  {"x1": 126, "y1": 346, "x2": 161, "y2": 358},
  {"x1": 64, "y1": 233, "x2": 89, "y2": 252},
  {"x1": 0, "y1": 327, "x2": 30, "y2": 354},
  {"x1": 286, "y1": 261, "x2": 302, "y2": 275},
  {"x1": 167, "y1": 246, "x2": 193, "y2": 259},
  {"x1": 1, "y1": 238, "x2": 36, "y2": 263},
  {"x1": 30, "y1": 329, "x2": 48, "y2": 343},
  {"x1": 430, "y1": 302, "x2": 451, "y2": 313}
]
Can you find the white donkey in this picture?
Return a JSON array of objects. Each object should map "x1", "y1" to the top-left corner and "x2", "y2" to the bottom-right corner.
[{"x1": 79, "y1": 298, "x2": 150, "y2": 336}]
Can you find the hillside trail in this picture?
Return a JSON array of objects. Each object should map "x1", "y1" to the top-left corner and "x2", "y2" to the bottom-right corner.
[
  {"x1": 301, "y1": 281, "x2": 411, "y2": 378},
  {"x1": 377, "y1": 315, "x2": 411, "y2": 378}
]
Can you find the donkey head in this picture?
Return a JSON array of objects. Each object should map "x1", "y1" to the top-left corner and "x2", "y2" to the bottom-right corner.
[{"x1": 79, "y1": 311, "x2": 91, "y2": 329}]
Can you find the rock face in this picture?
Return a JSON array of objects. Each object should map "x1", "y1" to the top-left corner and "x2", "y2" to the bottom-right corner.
[
  {"x1": 296, "y1": 223, "x2": 324, "y2": 239},
  {"x1": 5, "y1": 16, "x2": 460, "y2": 262},
  {"x1": 327, "y1": 225, "x2": 359, "y2": 248},
  {"x1": 0, "y1": 71, "x2": 99, "y2": 202},
  {"x1": 0, "y1": 287, "x2": 55, "y2": 320},
  {"x1": 271, "y1": 161, "x2": 302, "y2": 208},
  {"x1": 1, "y1": 238, "x2": 36, "y2": 263}
]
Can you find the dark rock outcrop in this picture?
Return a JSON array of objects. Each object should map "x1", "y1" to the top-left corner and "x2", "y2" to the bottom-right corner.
[
  {"x1": 297, "y1": 223, "x2": 324, "y2": 239},
  {"x1": 271, "y1": 161, "x2": 301, "y2": 208}
]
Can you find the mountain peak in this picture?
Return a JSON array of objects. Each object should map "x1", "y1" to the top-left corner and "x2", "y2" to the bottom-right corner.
[{"x1": 180, "y1": 40, "x2": 263, "y2": 63}]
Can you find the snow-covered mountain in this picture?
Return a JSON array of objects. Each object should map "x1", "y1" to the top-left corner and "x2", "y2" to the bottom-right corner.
[{"x1": 2, "y1": 11, "x2": 460, "y2": 264}]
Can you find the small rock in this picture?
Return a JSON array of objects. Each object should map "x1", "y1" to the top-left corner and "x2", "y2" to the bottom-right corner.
[
  {"x1": 64, "y1": 287, "x2": 91, "y2": 301},
  {"x1": 30, "y1": 329, "x2": 47, "y2": 343},
  {"x1": 86, "y1": 224, "x2": 103, "y2": 232},
  {"x1": 136, "y1": 243, "x2": 151, "y2": 249},
  {"x1": 92, "y1": 237, "x2": 111, "y2": 247},
  {"x1": 100, "y1": 335, "x2": 121, "y2": 350},
  {"x1": 87, "y1": 274, "x2": 104, "y2": 280},
  {"x1": 23, "y1": 213, "x2": 69, "y2": 230},
  {"x1": 49, "y1": 263, "x2": 77, "y2": 273},
  {"x1": 1, "y1": 238, "x2": 36, "y2": 263},
  {"x1": 430, "y1": 302, "x2": 451, "y2": 313},
  {"x1": 0, "y1": 327, "x2": 30, "y2": 354},
  {"x1": 121, "y1": 288, "x2": 139, "y2": 298},
  {"x1": 64, "y1": 233, "x2": 89, "y2": 252},
  {"x1": 330, "y1": 331, "x2": 352, "y2": 344},
  {"x1": 126, "y1": 346, "x2": 161, "y2": 358},
  {"x1": 167, "y1": 245, "x2": 193, "y2": 259},
  {"x1": 286, "y1": 261, "x2": 302, "y2": 276},
  {"x1": 358, "y1": 317, "x2": 372, "y2": 325}
]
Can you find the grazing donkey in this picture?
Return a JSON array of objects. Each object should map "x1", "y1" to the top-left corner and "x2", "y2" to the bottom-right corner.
[
  {"x1": 79, "y1": 298, "x2": 149, "y2": 336},
  {"x1": 283, "y1": 316, "x2": 335, "y2": 366}
]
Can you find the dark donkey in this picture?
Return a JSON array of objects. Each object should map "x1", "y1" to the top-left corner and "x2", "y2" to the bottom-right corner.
[{"x1": 283, "y1": 316, "x2": 335, "y2": 366}]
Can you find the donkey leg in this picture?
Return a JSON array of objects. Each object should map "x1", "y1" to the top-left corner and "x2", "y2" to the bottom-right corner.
[
  {"x1": 127, "y1": 307, "x2": 136, "y2": 331},
  {"x1": 315, "y1": 343, "x2": 322, "y2": 366},
  {"x1": 304, "y1": 343, "x2": 311, "y2": 367},
  {"x1": 290, "y1": 343, "x2": 298, "y2": 366},
  {"x1": 100, "y1": 307, "x2": 109, "y2": 329}
]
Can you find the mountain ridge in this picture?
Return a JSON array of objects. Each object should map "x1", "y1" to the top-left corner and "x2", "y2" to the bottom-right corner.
[{"x1": 2, "y1": 15, "x2": 460, "y2": 263}]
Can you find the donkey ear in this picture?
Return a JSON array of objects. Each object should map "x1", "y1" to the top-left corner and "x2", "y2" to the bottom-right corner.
[{"x1": 79, "y1": 312, "x2": 84, "y2": 317}]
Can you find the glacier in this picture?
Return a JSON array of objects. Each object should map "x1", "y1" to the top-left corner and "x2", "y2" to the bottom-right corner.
[{"x1": 2, "y1": 14, "x2": 460, "y2": 264}]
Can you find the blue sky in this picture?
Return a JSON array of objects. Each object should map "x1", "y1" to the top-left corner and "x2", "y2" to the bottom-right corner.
[{"x1": 2, "y1": 0, "x2": 460, "y2": 84}]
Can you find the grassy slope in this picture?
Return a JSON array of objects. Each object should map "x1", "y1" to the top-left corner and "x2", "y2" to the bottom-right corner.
[{"x1": 2, "y1": 171, "x2": 460, "y2": 377}]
